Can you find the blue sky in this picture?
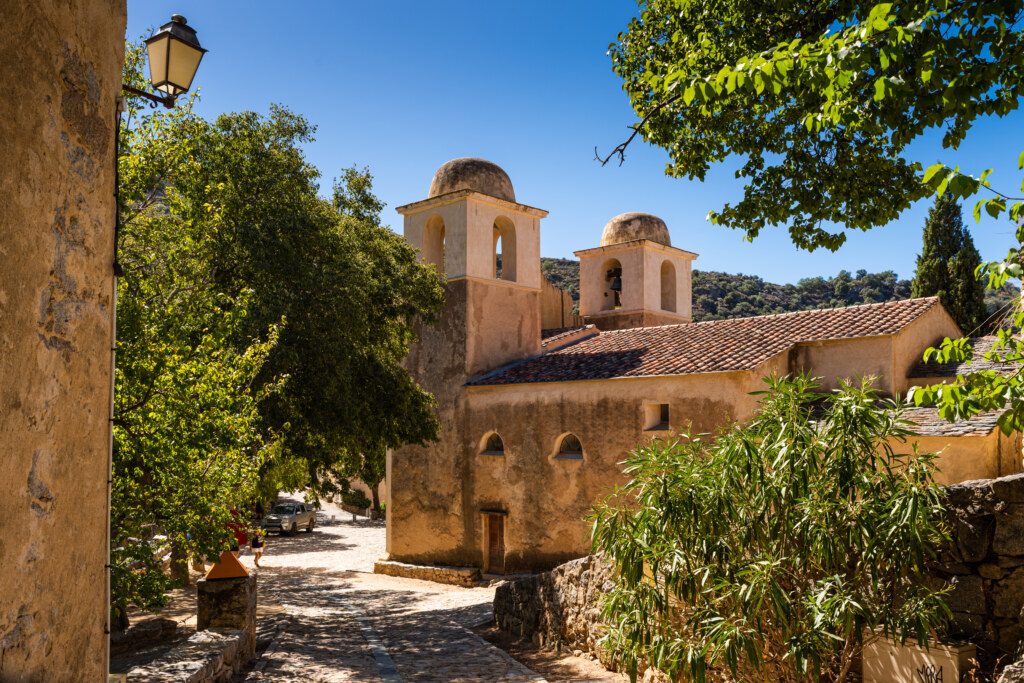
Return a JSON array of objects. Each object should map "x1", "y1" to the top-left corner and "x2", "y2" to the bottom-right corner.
[{"x1": 127, "y1": 1, "x2": 1023, "y2": 284}]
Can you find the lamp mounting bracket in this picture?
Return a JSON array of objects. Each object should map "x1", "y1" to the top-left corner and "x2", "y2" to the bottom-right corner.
[{"x1": 121, "y1": 84, "x2": 175, "y2": 109}]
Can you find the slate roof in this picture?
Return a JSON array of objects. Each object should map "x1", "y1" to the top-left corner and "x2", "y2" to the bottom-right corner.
[
  {"x1": 470, "y1": 297, "x2": 942, "y2": 386},
  {"x1": 903, "y1": 406, "x2": 1003, "y2": 437},
  {"x1": 904, "y1": 335, "x2": 1020, "y2": 437},
  {"x1": 908, "y1": 335, "x2": 1018, "y2": 378}
]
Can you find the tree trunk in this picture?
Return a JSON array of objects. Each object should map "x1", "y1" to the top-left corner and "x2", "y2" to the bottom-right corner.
[
  {"x1": 371, "y1": 484, "x2": 381, "y2": 512},
  {"x1": 170, "y1": 539, "x2": 189, "y2": 586},
  {"x1": 112, "y1": 603, "x2": 130, "y2": 633}
]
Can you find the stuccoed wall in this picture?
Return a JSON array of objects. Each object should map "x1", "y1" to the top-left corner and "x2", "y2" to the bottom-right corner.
[{"x1": 0, "y1": 1, "x2": 125, "y2": 679}]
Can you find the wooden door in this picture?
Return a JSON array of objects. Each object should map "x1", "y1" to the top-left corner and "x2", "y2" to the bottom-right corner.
[{"x1": 487, "y1": 514, "x2": 505, "y2": 574}]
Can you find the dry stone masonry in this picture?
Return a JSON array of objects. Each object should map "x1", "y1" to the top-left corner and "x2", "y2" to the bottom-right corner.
[
  {"x1": 940, "y1": 473, "x2": 1024, "y2": 667},
  {"x1": 494, "y1": 555, "x2": 613, "y2": 661},
  {"x1": 494, "y1": 474, "x2": 1024, "y2": 678}
]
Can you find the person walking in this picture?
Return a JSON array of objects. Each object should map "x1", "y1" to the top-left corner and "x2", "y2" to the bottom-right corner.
[{"x1": 251, "y1": 529, "x2": 266, "y2": 567}]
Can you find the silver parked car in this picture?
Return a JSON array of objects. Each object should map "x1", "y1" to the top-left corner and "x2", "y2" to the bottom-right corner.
[{"x1": 262, "y1": 502, "x2": 315, "y2": 535}]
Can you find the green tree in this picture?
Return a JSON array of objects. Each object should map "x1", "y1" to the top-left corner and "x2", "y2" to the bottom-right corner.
[
  {"x1": 592, "y1": 376, "x2": 950, "y2": 682},
  {"x1": 604, "y1": 1, "x2": 1024, "y2": 436},
  {"x1": 111, "y1": 41, "x2": 445, "y2": 623},
  {"x1": 603, "y1": 0, "x2": 1024, "y2": 251},
  {"x1": 911, "y1": 194, "x2": 988, "y2": 333},
  {"x1": 113, "y1": 45, "x2": 283, "y2": 625},
  {"x1": 166, "y1": 106, "x2": 445, "y2": 496}
]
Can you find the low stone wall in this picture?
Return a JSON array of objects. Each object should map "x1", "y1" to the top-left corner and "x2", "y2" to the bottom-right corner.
[
  {"x1": 374, "y1": 559, "x2": 480, "y2": 587},
  {"x1": 124, "y1": 574, "x2": 258, "y2": 681},
  {"x1": 339, "y1": 502, "x2": 385, "y2": 520},
  {"x1": 939, "y1": 473, "x2": 1024, "y2": 666},
  {"x1": 492, "y1": 473, "x2": 1024, "y2": 676},
  {"x1": 126, "y1": 628, "x2": 249, "y2": 682},
  {"x1": 493, "y1": 555, "x2": 613, "y2": 660}
]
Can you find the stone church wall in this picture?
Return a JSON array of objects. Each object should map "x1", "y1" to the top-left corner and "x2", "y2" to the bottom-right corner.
[
  {"x1": 540, "y1": 278, "x2": 581, "y2": 331},
  {"x1": 0, "y1": 2, "x2": 126, "y2": 679}
]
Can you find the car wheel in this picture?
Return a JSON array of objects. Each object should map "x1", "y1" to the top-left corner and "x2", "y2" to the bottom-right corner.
[
  {"x1": 291, "y1": 522, "x2": 298, "y2": 534},
  {"x1": 306, "y1": 519, "x2": 314, "y2": 533}
]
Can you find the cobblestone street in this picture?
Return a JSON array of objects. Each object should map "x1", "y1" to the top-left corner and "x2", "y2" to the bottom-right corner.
[{"x1": 236, "y1": 502, "x2": 545, "y2": 682}]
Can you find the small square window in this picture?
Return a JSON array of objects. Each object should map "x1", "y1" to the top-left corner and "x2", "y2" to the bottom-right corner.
[{"x1": 644, "y1": 403, "x2": 670, "y2": 431}]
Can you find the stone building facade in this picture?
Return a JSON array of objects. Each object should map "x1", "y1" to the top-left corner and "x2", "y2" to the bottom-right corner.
[
  {"x1": 0, "y1": 1, "x2": 126, "y2": 679},
  {"x1": 384, "y1": 159, "x2": 1022, "y2": 576}
]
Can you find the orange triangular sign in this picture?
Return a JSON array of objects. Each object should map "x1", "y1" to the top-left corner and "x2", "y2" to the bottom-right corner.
[{"x1": 205, "y1": 550, "x2": 250, "y2": 580}]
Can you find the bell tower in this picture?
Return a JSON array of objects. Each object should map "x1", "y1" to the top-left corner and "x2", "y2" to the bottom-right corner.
[
  {"x1": 388, "y1": 158, "x2": 548, "y2": 564},
  {"x1": 575, "y1": 212, "x2": 697, "y2": 331},
  {"x1": 396, "y1": 158, "x2": 548, "y2": 378}
]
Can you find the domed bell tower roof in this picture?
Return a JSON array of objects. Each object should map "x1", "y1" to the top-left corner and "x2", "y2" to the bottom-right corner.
[
  {"x1": 428, "y1": 158, "x2": 515, "y2": 203},
  {"x1": 600, "y1": 212, "x2": 671, "y2": 247}
]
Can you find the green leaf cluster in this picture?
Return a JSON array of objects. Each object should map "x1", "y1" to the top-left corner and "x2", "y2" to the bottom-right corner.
[
  {"x1": 610, "y1": 0, "x2": 1024, "y2": 250},
  {"x1": 592, "y1": 376, "x2": 951, "y2": 682}
]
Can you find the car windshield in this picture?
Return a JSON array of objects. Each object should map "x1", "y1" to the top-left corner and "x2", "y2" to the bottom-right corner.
[{"x1": 272, "y1": 504, "x2": 297, "y2": 515}]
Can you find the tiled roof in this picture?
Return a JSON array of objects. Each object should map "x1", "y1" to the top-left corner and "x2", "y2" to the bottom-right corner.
[
  {"x1": 541, "y1": 326, "x2": 593, "y2": 345},
  {"x1": 470, "y1": 298, "x2": 941, "y2": 386},
  {"x1": 903, "y1": 406, "x2": 1003, "y2": 437},
  {"x1": 908, "y1": 336, "x2": 1019, "y2": 378}
]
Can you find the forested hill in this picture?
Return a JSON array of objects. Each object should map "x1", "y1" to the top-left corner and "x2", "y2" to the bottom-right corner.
[{"x1": 540, "y1": 257, "x2": 1017, "y2": 323}]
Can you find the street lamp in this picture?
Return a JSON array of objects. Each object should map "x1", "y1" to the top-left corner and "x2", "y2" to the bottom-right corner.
[{"x1": 123, "y1": 14, "x2": 207, "y2": 109}]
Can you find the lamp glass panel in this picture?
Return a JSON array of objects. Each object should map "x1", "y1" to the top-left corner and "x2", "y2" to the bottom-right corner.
[
  {"x1": 146, "y1": 34, "x2": 169, "y2": 89},
  {"x1": 163, "y1": 39, "x2": 203, "y2": 94}
]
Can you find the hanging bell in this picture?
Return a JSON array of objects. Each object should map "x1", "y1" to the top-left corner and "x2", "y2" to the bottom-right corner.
[{"x1": 610, "y1": 276, "x2": 622, "y2": 292}]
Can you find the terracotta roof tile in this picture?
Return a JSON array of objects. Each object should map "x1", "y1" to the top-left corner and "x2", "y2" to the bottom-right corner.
[{"x1": 470, "y1": 298, "x2": 941, "y2": 386}]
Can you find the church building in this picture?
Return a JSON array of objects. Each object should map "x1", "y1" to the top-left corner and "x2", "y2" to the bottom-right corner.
[{"x1": 384, "y1": 158, "x2": 1021, "y2": 576}]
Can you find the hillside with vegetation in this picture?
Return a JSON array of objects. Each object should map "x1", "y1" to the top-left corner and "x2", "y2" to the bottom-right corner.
[{"x1": 540, "y1": 257, "x2": 1016, "y2": 326}]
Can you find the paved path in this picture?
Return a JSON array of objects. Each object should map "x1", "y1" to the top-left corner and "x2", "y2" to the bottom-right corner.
[{"x1": 237, "y1": 501, "x2": 544, "y2": 682}]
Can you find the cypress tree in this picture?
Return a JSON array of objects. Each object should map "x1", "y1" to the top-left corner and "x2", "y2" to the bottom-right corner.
[{"x1": 911, "y1": 194, "x2": 988, "y2": 334}]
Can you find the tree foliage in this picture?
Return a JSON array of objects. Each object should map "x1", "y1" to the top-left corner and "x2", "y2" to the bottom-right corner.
[
  {"x1": 608, "y1": 0, "x2": 1024, "y2": 435},
  {"x1": 592, "y1": 376, "x2": 951, "y2": 682},
  {"x1": 911, "y1": 194, "x2": 988, "y2": 333},
  {"x1": 333, "y1": 165, "x2": 386, "y2": 224},
  {"x1": 606, "y1": 0, "x2": 1024, "y2": 251},
  {"x1": 112, "y1": 42, "x2": 445, "y2": 617},
  {"x1": 167, "y1": 108, "x2": 445, "y2": 491},
  {"x1": 113, "y1": 45, "x2": 282, "y2": 619}
]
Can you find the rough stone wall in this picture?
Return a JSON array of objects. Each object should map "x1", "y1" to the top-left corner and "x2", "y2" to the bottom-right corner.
[
  {"x1": 494, "y1": 555, "x2": 613, "y2": 659},
  {"x1": 940, "y1": 473, "x2": 1024, "y2": 668},
  {"x1": 495, "y1": 474, "x2": 1024, "y2": 675},
  {"x1": 0, "y1": 2, "x2": 126, "y2": 679},
  {"x1": 197, "y1": 575, "x2": 257, "y2": 663}
]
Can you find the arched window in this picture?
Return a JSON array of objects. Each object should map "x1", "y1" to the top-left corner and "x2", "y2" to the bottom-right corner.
[
  {"x1": 661, "y1": 260, "x2": 676, "y2": 312},
  {"x1": 493, "y1": 217, "x2": 516, "y2": 282},
  {"x1": 601, "y1": 258, "x2": 622, "y2": 311},
  {"x1": 423, "y1": 214, "x2": 446, "y2": 273},
  {"x1": 555, "y1": 433, "x2": 583, "y2": 460},
  {"x1": 480, "y1": 432, "x2": 504, "y2": 456}
]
